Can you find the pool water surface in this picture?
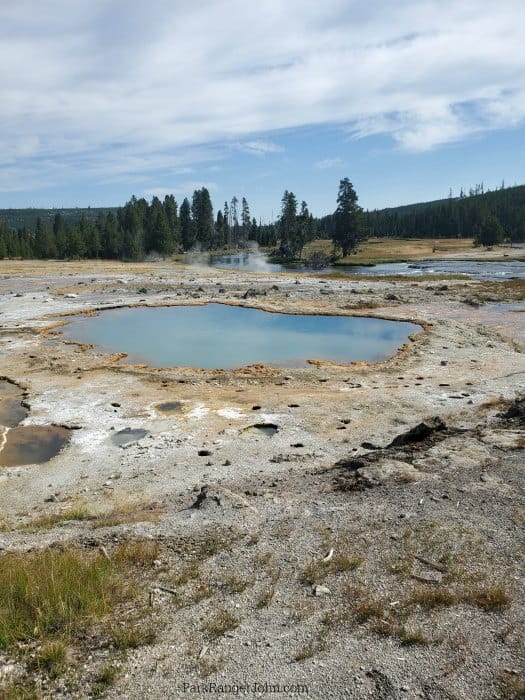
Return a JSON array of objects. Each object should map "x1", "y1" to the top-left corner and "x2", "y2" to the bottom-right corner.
[{"x1": 64, "y1": 304, "x2": 420, "y2": 369}]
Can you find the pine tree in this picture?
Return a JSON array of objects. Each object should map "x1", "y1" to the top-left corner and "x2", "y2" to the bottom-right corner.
[
  {"x1": 148, "y1": 196, "x2": 173, "y2": 256},
  {"x1": 180, "y1": 198, "x2": 195, "y2": 250},
  {"x1": 53, "y1": 214, "x2": 67, "y2": 259},
  {"x1": 192, "y1": 188, "x2": 214, "y2": 249},
  {"x1": 475, "y1": 215, "x2": 504, "y2": 246},
  {"x1": 34, "y1": 218, "x2": 57, "y2": 259},
  {"x1": 241, "y1": 197, "x2": 251, "y2": 241},
  {"x1": 278, "y1": 190, "x2": 298, "y2": 259},
  {"x1": 333, "y1": 178, "x2": 364, "y2": 256},
  {"x1": 163, "y1": 195, "x2": 181, "y2": 251},
  {"x1": 102, "y1": 212, "x2": 122, "y2": 259}
]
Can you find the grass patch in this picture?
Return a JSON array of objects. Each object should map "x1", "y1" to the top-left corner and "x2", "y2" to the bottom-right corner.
[
  {"x1": 112, "y1": 540, "x2": 159, "y2": 568},
  {"x1": 294, "y1": 633, "x2": 328, "y2": 662},
  {"x1": 0, "y1": 679, "x2": 41, "y2": 699},
  {"x1": 29, "y1": 640, "x2": 68, "y2": 678},
  {"x1": 397, "y1": 626, "x2": 433, "y2": 646},
  {"x1": 405, "y1": 585, "x2": 511, "y2": 612},
  {"x1": 299, "y1": 553, "x2": 363, "y2": 586},
  {"x1": 202, "y1": 610, "x2": 239, "y2": 639},
  {"x1": 108, "y1": 621, "x2": 157, "y2": 651},
  {"x1": 462, "y1": 586, "x2": 511, "y2": 611},
  {"x1": 92, "y1": 501, "x2": 164, "y2": 529},
  {"x1": 499, "y1": 671, "x2": 525, "y2": 700},
  {"x1": 23, "y1": 507, "x2": 92, "y2": 531},
  {"x1": 219, "y1": 574, "x2": 254, "y2": 594},
  {"x1": 406, "y1": 588, "x2": 457, "y2": 610},
  {"x1": 92, "y1": 662, "x2": 118, "y2": 697},
  {"x1": 0, "y1": 548, "x2": 121, "y2": 649},
  {"x1": 340, "y1": 585, "x2": 386, "y2": 624}
]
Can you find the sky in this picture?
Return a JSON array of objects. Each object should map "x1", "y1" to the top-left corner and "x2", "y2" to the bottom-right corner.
[{"x1": 1, "y1": 0, "x2": 524, "y2": 221}]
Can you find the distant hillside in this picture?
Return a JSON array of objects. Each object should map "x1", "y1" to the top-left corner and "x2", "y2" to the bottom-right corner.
[
  {"x1": 317, "y1": 183, "x2": 525, "y2": 240},
  {"x1": 0, "y1": 207, "x2": 118, "y2": 232}
]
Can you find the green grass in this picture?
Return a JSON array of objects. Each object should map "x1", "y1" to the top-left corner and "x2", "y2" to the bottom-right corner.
[
  {"x1": 0, "y1": 548, "x2": 122, "y2": 649},
  {"x1": 29, "y1": 640, "x2": 68, "y2": 677}
]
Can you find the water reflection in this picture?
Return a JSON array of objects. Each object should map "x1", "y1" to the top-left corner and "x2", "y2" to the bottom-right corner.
[{"x1": 64, "y1": 304, "x2": 419, "y2": 369}]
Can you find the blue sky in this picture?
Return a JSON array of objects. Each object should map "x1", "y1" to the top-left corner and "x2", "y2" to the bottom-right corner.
[{"x1": 1, "y1": 0, "x2": 524, "y2": 221}]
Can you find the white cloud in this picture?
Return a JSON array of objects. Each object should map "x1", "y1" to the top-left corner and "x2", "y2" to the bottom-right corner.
[
  {"x1": 315, "y1": 157, "x2": 343, "y2": 170},
  {"x1": 1, "y1": 0, "x2": 524, "y2": 193},
  {"x1": 237, "y1": 140, "x2": 284, "y2": 156}
]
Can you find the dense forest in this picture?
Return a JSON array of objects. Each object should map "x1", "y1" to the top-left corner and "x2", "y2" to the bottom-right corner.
[
  {"x1": 0, "y1": 191, "x2": 279, "y2": 261},
  {"x1": 0, "y1": 182, "x2": 524, "y2": 261},
  {"x1": 318, "y1": 183, "x2": 525, "y2": 243}
]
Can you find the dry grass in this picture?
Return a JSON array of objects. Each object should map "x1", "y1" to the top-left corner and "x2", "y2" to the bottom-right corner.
[
  {"x1": 256, "y1": 583, "x2": 278, "y2": 610},
  {"x1": 92, "y1": 662, "x2": 119, "y2": 697},
  {"x1": 22, "y1": 507, "x2": 92, "y2": 531},
  {"x1": 293, "y1": 631, "x2": 328, "y2": 661},
  {"x1": 299, "y1": 552, "x2": 363, "y2": 585},
  {"x1": 112, "y1": 540, "x2": 160, "y2": 568},
  {"x1": 202, "y1": 610, "x2": 240, "y2": 639},
  {"x1": 304, "y1": 237, "x2": 477, "y2": 265},
  {"x1": 219, "y1": 573, "x2": 254, "y2": 594},
  {"x1": 92, "y1": 501, "x2": 164, "y2": 529},
  {"x1": 499, "y1": 672, "x2": 525, "y2": 700},
  {"x1": 405, "y1": 585, "x2": 511, "y2": 612}
]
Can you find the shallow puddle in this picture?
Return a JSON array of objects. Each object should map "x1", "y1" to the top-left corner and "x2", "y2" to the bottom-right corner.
[
  {"x1": 111, "y1": 428, "x2": 150, "y2": 446},
  {"x1": 0, "y1": 426, "x2": 71, "y2": 467},
  {"x1": 155, "y1": 401, "x2": 183, "y2": 413},
  {"x1": 0, "y1": 380, "x2": 28, "y2": 427}
]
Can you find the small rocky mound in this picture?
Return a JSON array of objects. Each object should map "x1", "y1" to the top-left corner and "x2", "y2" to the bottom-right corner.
[
  {"x1": 387, "y1": 417, "x2": 446, "y2": 447},
  {"x1": 502, "y1": 395, "x2": 525, "y2": 423}
]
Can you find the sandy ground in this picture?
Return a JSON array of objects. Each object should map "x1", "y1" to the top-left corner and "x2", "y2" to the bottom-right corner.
[{"x1": 0, "y1": 259, "x2": 524, "y2": 699}]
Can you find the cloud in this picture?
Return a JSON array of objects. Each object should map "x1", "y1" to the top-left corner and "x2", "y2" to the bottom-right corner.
[
  {"x1": 236, "y1": 140, "x2": 284, "y2": 156},
  {"x1": 315, "y1": 157, "x2": 343, "y2": 170},
  {"x1": 1, "y1": 0, "x2": 524, "y2": 193}
]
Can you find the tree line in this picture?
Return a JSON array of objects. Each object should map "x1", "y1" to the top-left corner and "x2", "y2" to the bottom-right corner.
[
  {"x1": 0, "y1": 191, "x2": 278, "y2": 261},
  {"x1": 1, "y1": 180, "x2": 524, "y2": 261},
  {"x1": 0, "y1": 179, "x2": 363, "y2": 262},
  {"x1": 364, "y1": 183, "x2": 525, "y2": 244}
]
